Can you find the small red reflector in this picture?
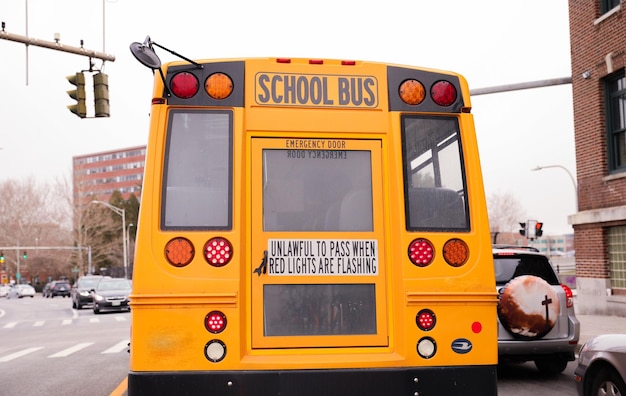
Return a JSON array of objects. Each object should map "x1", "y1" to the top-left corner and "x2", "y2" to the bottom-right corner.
[
  {"x1": 431, "y1": 80, "x2": 457, "y2": 107},
  {"x1": 276, "y1": 58, "x2": 291, "y2": 63},
  {"x1": 170, "y1": 72, "x2": 199, "y2": 99},
  {"x1": 205, "y1": 311, "x2": 227, "y2": 333},
  {"x1": 309, "y1": 59, "x2": 324, "y2": 65},
  {"x1": 416, "y1": 309, "x2": 436, "y2": 331},
  {"x1": 472, "y1": 321, "x2": 483, "y2": 333},
  {"x1": 341, "y1": 60, "x2": 356, "y2": 66}
]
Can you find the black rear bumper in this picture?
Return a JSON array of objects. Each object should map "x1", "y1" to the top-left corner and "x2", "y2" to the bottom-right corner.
[{"x1": 128, "y1": 365, "x2": 497, "y2": 396}]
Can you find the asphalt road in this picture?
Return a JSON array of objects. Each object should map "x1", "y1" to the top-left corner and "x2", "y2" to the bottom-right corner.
[
  {"x1": 0, "y1": 294, "x2": 581, "y2": 396},
  {"x1": 0, "y1": 294, "x2": 129, "y2": 396}
]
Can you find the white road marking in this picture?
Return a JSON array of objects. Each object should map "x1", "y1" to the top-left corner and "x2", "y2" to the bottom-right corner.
[
  {"x1": 48, "y1": 342, "x2": 93, "y2": 358},
  {"x1": 0, "y1": 347, "x2": 44, "y2": 362},
  {"x1": 102, "y1": 340, "x2": 130, "y2": 354}
]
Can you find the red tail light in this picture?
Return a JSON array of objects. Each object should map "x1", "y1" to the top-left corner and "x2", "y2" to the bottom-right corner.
[
  {"x1": 205, "y1": 311, "x2": 227, "y2": 334},
  {"x1": 170, "y1": 72, "x2": 199, "y2": 99},
  {"x1": 204, "y1": 237, "x2": 233, "y2": 267},
  {"x1": 408, "y1": 238, "x2": 435, "y2": 267},
  {"x1": 431, "y1": 80, "x2": 457, "y2": 107},
  {"x1": 561, "y1": 284, "x2": 574, "y2": 308},
  {"x1": 416, "y1": 309, "x2": 436, "y2": 331}
]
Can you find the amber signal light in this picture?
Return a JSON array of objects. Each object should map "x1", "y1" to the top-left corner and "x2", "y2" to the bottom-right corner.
[{"x1": 165, "y1": 237, "x2": 195, "y2": 267}]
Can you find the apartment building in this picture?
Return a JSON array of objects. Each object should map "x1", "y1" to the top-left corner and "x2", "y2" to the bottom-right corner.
[
  {"x1": 73, "y1": 145, "x2": 146, "y2": 205},
  {"x1": 568, "y1": 0, "x2": 625, "y2": 315}
]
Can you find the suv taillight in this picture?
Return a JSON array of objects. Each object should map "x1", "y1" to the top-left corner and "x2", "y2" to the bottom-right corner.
[{"x1": 561, "y1": 284, "x2": 574, "y2": 308}]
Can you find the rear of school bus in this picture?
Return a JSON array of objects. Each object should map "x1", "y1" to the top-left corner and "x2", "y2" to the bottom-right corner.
[{"x1": 128, "y1": 57, "x2": 498, "y2": 395}]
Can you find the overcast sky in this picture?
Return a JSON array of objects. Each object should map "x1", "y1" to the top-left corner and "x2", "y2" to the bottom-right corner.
[{"x1": 0, "y1": 0, "x2": 575, "y2": 234}]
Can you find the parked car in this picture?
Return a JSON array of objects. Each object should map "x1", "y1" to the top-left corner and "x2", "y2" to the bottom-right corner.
[
  {"x1": 43, "y1": 280, "x2": 71, "y2": 298},
  {"x1": 7, "y1": 284, "x2": 36, "y2": 298},
  {"x1": 71, "y1": 275, "x2": 104, "y2": 309},
  {"x1": 0, "y1": 284, "x2": 10, "y2": 297},
  {"x1": 91, "y1": 277, "x2": 132, "y2": 314},
  {"x1": 575, "y1": 334, "x2": 626, "y2": 396},
  {"x1": 493, "y1": 245, "x2": 580, "y2": 375}
]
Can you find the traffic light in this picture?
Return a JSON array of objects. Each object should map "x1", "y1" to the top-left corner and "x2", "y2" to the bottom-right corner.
[
  {"x1": 535, "y1": 222, "x2": 544, "y2": 237},
  {"x1": 519, "y1": 222, "x2": 526, "y2": 236},
  {"x1": 22, "y1": 251, "x2": 27, "y2": 260},
  {"x1": 93, "y1": 72, "x2": 110, "y2": 117},
  {"x1": 0, "y1": 251, "x2": 4, "y2": 264},
  {"x1": 67, "y1": 72, "x2": 87, "y2": 118}
]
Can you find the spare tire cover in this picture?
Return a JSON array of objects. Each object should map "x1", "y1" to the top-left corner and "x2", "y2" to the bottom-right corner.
[{"x1": 498, "y1": 275, "x2": 560, "y2": 339}]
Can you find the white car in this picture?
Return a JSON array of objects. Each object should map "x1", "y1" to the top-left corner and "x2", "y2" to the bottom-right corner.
[
  {"x1": 0, "y1": 284, "x2": 10, "y2": 297},
  {"x1": 7, "y1": 284, "x2": 36, "y2": 298}
]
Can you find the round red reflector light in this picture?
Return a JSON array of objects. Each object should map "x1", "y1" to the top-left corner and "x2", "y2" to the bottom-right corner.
[
  {"x1": 399, "y1": 79, "x2": 426, "y2": 105},
  {"x1": 431, "y1": 80, "x2": 457, "y2": 107},
  {"x1": 205, "y1": 311, "x2": 227, "y2": 334},
  {"x1": 204, "y1": 237, "x2": 233, "y2": 267},
  {"x1": 416, "y1": 309, "x2": 436, "y2": 331},
  {"x1": 170, "y1": 72, "x2": 199, "y2": 99},
  {"x1": 164, "y1": 237, "x2": 195, "y2": 267},
  {"x1": 472, "y1": 321, "x2": 483, "y2": 333},
  {"x1": 408, "y1": 238, "x2": 435, "y2": 267},
  {"x1": 442, "y1": 238, "x2": 469, "y2": 267},
  {"x1": 205, "y1": 73, "x2": 233, "y2": 100}
]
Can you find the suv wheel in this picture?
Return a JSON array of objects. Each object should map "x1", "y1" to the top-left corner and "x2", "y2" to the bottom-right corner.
[{"x1": 534, "y1": 357, "x2": 568, "y2": 375}]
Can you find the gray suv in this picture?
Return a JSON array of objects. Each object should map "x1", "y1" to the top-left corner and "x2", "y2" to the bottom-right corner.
[{"x1": 494, "y1": 245, "x2": 580, "y2": 375}]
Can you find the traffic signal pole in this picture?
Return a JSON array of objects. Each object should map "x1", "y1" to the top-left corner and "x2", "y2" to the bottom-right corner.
[
  {"x1": 0, "y1": 25, "x2": 115, "y2": 62},
  {"x1": 0, "y1": 246, "x2": 92, "y2": 282}
]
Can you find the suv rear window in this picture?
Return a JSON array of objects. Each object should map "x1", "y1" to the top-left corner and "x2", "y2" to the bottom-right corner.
[{"x1": 494, "y1": 254, "x2": 560, "y2": 286}]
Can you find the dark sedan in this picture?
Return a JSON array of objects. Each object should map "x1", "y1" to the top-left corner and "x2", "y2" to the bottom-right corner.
[{"x1": 91, "y1": 278, "x2": 132, "y2": 314}]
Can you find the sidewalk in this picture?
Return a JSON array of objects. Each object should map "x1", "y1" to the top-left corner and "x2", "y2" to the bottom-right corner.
[{"x1": 577, "y1": 314, "x2": 626, "y2": 346}]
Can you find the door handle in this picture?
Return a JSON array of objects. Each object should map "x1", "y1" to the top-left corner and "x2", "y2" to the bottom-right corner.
[{"x1": 253, "y1": 250, "x2": 268, "y2": 276}]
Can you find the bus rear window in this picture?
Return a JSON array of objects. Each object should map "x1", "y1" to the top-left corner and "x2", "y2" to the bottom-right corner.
[
  {"x1": 162, "y1": 110, "x2": 233, "y2": 229},
  {"x1": 402, "y1": 116, "x2": 469, "y2": 231},
  {"x1": 263, "y1": 284, "x2": 377, "y2": 336},
  {"x1": 263, "y1": 149, "x2": 373, "y2": 232}
]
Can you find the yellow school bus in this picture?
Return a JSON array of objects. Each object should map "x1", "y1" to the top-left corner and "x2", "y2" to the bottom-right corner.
[{"x1": 128, "y1": 42, "x2": 498, "y2": 395}]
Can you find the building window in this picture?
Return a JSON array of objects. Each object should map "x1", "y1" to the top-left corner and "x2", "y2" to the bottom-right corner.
[
  {"x1": 608, "y1": 226, "x2": 626, "y2": 291},
  {"x1": 606, "y1": 70, "x2": 626, "y2": 172},
  {"x1": 601, "y1": 0, "x2": 621, "y2": 14}
]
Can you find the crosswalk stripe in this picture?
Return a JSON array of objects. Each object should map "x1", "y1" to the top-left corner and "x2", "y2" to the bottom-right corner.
[
  {"x1": 3, "y1": 322, "x2": 18, "y2": 329},
  {"x1": 0, "y1": 347, "x2": 45, "y2": 362},
  {"x1": 48, "y1": 342, "x2": 94, "y2": 358},
  {"x1": 34, "y1": 321, "x2": 45, "y2": 327},
  {"x1": 62, "y1": 319, "x2": 72, "y2": 326},
  {"x1": 89, "y1": 318, "x2": 100, "y2": 323},
  {"x1": 115, "y1": 316, "x2": 127, "y2": 322},
  {"x1": 102, "y1": 340, "x2": 130, "y2": 354}
]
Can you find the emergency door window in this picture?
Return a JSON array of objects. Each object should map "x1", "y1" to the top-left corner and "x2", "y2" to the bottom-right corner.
[{"x1": 263, "y1": 149, "x2": 373, "y2": 232}]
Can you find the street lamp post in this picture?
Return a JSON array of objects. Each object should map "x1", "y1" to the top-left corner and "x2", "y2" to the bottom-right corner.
[
  {"x1": 90, "y1": 200, "x2": 127, "y2": 279},
  {"x1": 532, "y1": 165, "x2": 578, "y2": 211},
  {"x1": 126, "y1": 223, "x2": 134, "y2": 277}
]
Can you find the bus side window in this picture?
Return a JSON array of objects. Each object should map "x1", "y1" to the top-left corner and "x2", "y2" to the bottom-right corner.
[{"x1": 408, "y1": 187, "x2": 466, "y2": 229}]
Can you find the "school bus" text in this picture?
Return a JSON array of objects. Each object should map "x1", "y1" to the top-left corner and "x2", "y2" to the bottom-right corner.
[{"x1": 255, "y1": 72, "x2": 378, "y2": 108}]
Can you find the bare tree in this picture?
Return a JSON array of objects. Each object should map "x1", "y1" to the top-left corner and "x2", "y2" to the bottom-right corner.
[
  {"x1": 0, "y1": 178, "x2": 73, "y2": 285},
  {"x1": 487, "y1": 191, "x2": 526, "y2": 233}
]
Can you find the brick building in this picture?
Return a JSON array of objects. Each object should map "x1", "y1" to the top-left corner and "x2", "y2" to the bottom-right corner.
[
  {"x1": 72, "y1": 145, "x2": 146, "y2": 205},
  {"x1": 568, "y1": 0, "x2": 625, "y2": 315}
]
